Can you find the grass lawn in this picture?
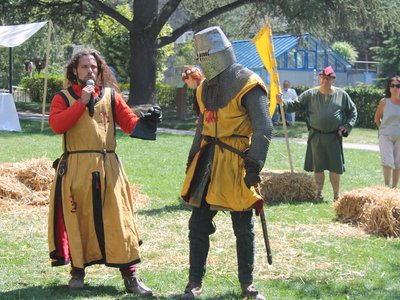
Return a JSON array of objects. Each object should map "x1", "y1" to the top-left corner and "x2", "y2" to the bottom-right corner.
[{"x1": 0, "y1": 119, "x2": 396, "y2": 300}]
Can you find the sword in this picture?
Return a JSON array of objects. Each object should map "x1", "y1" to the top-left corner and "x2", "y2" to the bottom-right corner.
[{"x1": 258, "y1": 204, "x2": 273, "y2": 265}]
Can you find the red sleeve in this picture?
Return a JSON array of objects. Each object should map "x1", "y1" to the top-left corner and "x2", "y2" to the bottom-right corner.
[
  {"x1": 114, "y1": 93, "x2": 139, "y2": 134},
  {"x1": 48, "y1": 94, "x2": 87, "y2": 134}
]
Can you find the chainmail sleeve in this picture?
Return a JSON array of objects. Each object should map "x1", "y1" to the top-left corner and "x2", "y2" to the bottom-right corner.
[
  {"x1": 186, "y1": 113, "x2": 204, "y2": 170},
  {"x1": 242, "y1": 86, "x2": 273, "y2": 165}
]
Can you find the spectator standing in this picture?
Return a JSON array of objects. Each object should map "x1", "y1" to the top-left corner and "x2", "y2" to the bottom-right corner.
[
  {"x1": 272, "y1": 80, "x2": 298, "y2": 126},
  {"x1": 374, "y1": 75, "x2": 400, "y2": 188},
  {"x1": 277, "y1": 66, "x2": 357, "y2": 201}
]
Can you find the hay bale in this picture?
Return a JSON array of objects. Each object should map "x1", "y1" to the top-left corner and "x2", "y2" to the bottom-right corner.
[
  {"x1": 0, "y1": 158, "x2": 53, "y2": 206},
  {"x1": 0, "y1": 158, "x2": 148, "y2": 208},
  {"x1": 16, "y1": 158, "x2": 54, "y2": 191},
  {"x1": 0, "y1": 176, "x2": 33, "y2": 201},
  {"x1": 334, "y1": 187, "x2": 379, "y2": 223},
  {"x1": 0, "y1": 162, "x2": 18, "y2": 177},
  {"x1": 335, "y1": 186, "x2": 400, "y2": 237},
  {"x1": 258, "y1": 169, "x2": 317, "y2": 202}
]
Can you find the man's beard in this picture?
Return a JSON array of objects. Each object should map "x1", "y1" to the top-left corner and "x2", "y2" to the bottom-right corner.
[{"x1": 77, "y1": 78, "x2": 87, "y2": 86}]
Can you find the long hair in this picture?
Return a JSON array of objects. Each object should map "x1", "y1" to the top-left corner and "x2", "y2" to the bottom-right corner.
[
  {"x1": 181, "y1": 66, "x2": 205, "y2": 86},
  {"x1": 384, "y1": 75, "x2": 400, "y2": 98},
  {"x1": 64, "y1": 48, "x2": 119, "y2": 92}
]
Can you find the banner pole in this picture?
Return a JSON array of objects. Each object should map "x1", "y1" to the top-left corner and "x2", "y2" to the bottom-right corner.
[{"x1": 41, "y1": 20, "x2": 53, "y2": 132}]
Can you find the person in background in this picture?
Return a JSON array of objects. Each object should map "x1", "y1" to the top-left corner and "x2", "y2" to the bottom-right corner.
[
  {"x1": 180, "y1": 26, "x2": 272, "y2": 300},
  {"x1": 47, "y1": 48, "x2": 161, "y2": 296},
  {"x1": 181, "y1": 66, "x2": 205, "y2": 117},
  {"x1": 271, "y1": 80, "x2": 298, "y2": 126},
  {"x1": 277, "y1": 66, "x2": 357, "y2": 201},
  {"x1": 272, "y1": 80, "x2": 297, "y2": 125},
  {"x1": 374, "y1": 75, "x2": 400, "y2": 188}
]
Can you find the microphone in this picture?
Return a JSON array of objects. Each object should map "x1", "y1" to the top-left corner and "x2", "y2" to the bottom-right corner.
[{"x1": 86, "y1": 79, "x2": 95, "y2": 117}]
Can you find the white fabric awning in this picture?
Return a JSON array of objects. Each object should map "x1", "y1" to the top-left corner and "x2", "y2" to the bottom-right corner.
[{"x1": 0, "y1": 21, "x2": 47, "y2": 48}]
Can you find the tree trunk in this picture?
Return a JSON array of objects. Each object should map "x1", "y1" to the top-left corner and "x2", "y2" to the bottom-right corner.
[{"x1": 128, "y1": 31, "x2": 157, "y2": 106}]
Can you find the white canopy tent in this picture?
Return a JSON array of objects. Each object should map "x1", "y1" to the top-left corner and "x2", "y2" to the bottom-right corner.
[
  {"x1": 0, "y1": 21, "x2": 48, "y2": 48},
  {"x1": 0, "y1": 20, "x2": 53, "y2": 131}
]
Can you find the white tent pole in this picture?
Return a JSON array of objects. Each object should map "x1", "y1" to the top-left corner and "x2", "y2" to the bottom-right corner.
[{"x1": 41, "y1": 20, "x2": 53, "y2": 132}]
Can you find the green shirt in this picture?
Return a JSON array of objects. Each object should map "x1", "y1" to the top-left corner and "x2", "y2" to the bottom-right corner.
[
  {"x1": 284, "y1": 86, "x2": 357, "y2": 173},
  {"x1": 285, "y1": 87, "x2": 357, "y2": 132}
]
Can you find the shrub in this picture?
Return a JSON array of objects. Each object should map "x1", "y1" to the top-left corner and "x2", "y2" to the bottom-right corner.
[{"x1": 20, "y1": 74, "x2": 63, "y2": 103}]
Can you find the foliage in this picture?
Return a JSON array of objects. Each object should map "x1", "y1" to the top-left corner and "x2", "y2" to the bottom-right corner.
[
  {"x1": 84, "y1": 3, "x2": 132, "y2": 84},
  {"x1": 20, "y1": 73, "x2": 63, "y2": 103},
  {"x1": 156, "y1": 24, "x2": 175, "y2": 84},
  {"x1": 173, "y1": 41, "x2": 196, "y2": 68},
  {"x1": 371, "y1": 36, "x2": 400, "y2": 86},
  {"x1": 345, "y1": 85, "x2": 383, "y2": 129},
  {"x1": 0, "y1": 22, "x2": 67, "y2": 90},
  {"x1": 4, "y1": 0, "x2": 400, "y2": 106},
  {"x1": 331, "y1": 41, "x2": 358, "y2": 62}
]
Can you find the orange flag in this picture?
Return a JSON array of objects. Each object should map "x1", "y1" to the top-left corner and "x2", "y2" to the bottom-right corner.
[{"x1": 252, "y1": 23, "x2": 281, "y2": 117}]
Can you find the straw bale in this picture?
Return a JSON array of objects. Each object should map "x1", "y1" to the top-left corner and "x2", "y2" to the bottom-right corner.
[
  {"x1": 16, "y1": 158, "x2": 54, "y2": 191},
  {"x1": 335, "y1": 186, "x2": 400, "y2": 237},
  {"x1": 0, "y1": 176, "x2": 33, "y2": 201},
  {"x1": 0, "y1": 158, "x2": 149, "y2": 208},
  {"x1": 258, "y1": 169, "x2": 317, "y2": 202},
  {"x1": 0, "y1": 162, "x2": 19, "y2": 177}
]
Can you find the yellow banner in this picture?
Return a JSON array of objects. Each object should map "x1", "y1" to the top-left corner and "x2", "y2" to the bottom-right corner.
[{"x1": 252, "y1": 24, "x2": 281, "y2": 117}]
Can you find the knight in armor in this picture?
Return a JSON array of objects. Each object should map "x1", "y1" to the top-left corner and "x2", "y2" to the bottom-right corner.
[
  {"x1": 47, "y1": 49, "x2": 161, "y2": 296},
  {"x1": 180, "y1": 26, "x2": 273, "y2": 300}
]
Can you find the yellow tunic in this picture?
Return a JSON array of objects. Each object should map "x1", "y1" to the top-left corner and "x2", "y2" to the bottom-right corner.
[
  {"x1": 48, "y1": 88, "x2": 141, "y2": 269},
  {"x1": 181, "y1": 74, "x2": 267, "y2": 211}
]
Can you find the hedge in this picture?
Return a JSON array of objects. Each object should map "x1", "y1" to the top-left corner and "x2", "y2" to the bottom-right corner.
[{"x1": 20, "y1": 74, "x2": 64, "y2": 103}]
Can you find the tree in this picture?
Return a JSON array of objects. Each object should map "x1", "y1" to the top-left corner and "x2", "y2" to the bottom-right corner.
[
  {"x1": 6, "y1": 0, "x2": 400, "y2": 106},
  {"x1": 372, "y1": 36, "x2": 400, "y2": 86}
]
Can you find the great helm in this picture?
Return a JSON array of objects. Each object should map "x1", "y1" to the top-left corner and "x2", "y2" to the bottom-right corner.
[{"x1": 194, "y1": 26, "x2": 236, "y2": 80}]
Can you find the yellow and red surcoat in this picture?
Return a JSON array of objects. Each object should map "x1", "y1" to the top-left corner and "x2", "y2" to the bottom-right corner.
[
  {"x1": 48, "y1": 88, "x2": 141, "y2": 269},
  {"x1": 181, "y1": 74, "x2": 267, "y2": 211}
]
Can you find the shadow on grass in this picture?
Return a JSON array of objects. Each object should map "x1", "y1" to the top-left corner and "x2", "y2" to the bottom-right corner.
[
  {"x1": 265, "y1": 199, "x2": 326, "y2": 207},
  {"x1": 0, "y1": 285, "x2": 243, "y2": 299},
  {"x1": 0, "y1": 284, "x2": 122, "y2": 299},
  {"x1": 269, "y1": 275, "x2": 400, "y2": 299},
  {"x1": 140, "y1": 201, "x2": 188, "y2": 216}
]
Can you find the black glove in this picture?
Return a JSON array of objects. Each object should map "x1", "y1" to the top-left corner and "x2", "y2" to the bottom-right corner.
[
  {"x1": 142, "y1": 105, "x2": 162, "y2": 123},
  {"x1": 130, "y1": 106, "x2": 162, "y2": 140},
  {"x1": 244, "y1": 156, "x2": 263, "y2": 188}
]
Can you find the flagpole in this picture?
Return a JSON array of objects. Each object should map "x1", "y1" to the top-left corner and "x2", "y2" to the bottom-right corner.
[
  {"x1": 41, "y1": 20, "x2": 53, "y2": 132},
  {"x1": 254, "y1": 18, "x2": 294, "y2": 172}
]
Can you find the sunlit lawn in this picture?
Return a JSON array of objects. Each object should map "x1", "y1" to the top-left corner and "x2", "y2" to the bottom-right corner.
[{"x1": 0, "y1": 119, "x2": 397, "y2": 300}]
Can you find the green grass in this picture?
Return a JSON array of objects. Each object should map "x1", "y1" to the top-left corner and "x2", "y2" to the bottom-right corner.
[{"x1": 0, "y1": 119, "x2": 396, "y2": 300}]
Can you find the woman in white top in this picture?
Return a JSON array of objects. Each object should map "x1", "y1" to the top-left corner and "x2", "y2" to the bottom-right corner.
[{"x1": 374, "y1": 75, "x2": 400, "y2": 188}]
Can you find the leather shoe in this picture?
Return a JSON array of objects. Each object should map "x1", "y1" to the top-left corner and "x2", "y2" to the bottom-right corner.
[
  {"x1": 181, "y1": 282, "x2": 202, "y2": 299},
  {"x1": 124, "y1": 274, "x2": 153, "y2": 296},
  {"x1": 68, "y1": 275, "x2": 84, "y2": 289},
  {"x1": 241, "y1": 283, "x2": 265, "y2": 300}
]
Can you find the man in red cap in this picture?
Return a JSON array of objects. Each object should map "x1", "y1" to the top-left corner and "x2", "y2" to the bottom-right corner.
[{"x1": 277, "y1": 66, "x2": 357, "y2": 201}]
